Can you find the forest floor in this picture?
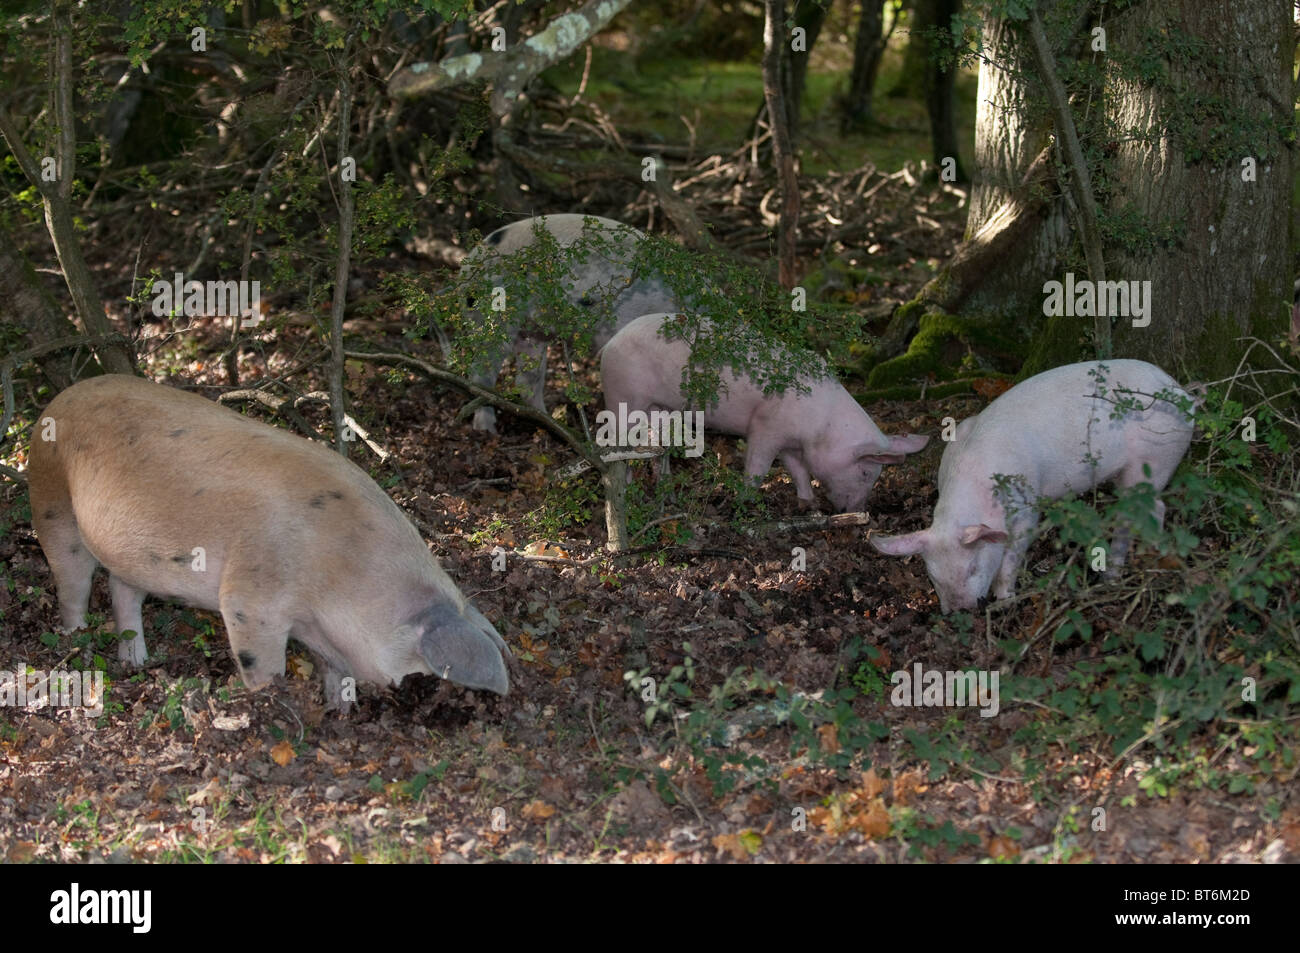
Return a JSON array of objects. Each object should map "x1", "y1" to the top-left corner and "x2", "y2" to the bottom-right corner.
[
  {"x1": 1, "y1": 293, "x2": 1296, "y2": 864},
  {"x1": 1, "y1": 33, "x2": 1296, "y2": 859}
]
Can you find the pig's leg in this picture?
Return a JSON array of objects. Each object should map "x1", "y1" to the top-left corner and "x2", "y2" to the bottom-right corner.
[
  {"x1": 992, "y1": 517, "x2": 1037, "y2": 600},
  {"x1": 218, "y1": 591, "x2": 289, "y2": 692},
  {"x1": 323, "y1": 664, "x2": 353, "y2": 715},
  {"x1": 513, "y1": 339, "x2": 549, "y2": 413},
  {"x1": 108, "y1": 575, "x2": 148, "y2": 665},
  {"x1": 742, "y1": 437, "x2": 781, "y2": 493},
  {"x1": 1107, "y1": 462, "x2": 1172, "y2": 574},
  {"x1": 35, "y1": 511, "x2": 98, "y2": 635},
  {"x1": 778, "y1": 451, "x2": 817, "y2": 507},
  {"x1": 469, "y1": 327, "x2": 518, "y2": 433}
]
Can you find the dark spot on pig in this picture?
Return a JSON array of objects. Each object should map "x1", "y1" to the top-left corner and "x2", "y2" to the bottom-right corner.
[
  {"x1": 149, "y1": 553, "x2": 162, "y2": 565},
  {"x1": 309, "y1": 494, "x2": 326, "y2": 509},
  {"x1": 238, "y1": 651, "x2": 256, "y2": 669},
  {"x1": 363, "y1": 522, "x2": 375, "y2": 533},
  {"x1": 169, "y1": 428, "x2": 187, "y2": 438},
  {"x1": 127, "y1": 430, "x2": 139, "y2": 446},
  {"x1": 329, "y1": 490, "x2": 344, "y2": 500},
  {"x1": 234, "y1": 610, "x2": 247, "y2": 624},
  {"x1": 193, "y1": 488, "x2": 204, "y2": 497},
  {"x1": 486, "y1": 229, "x2": 504, "y2": 246},
  {"x1": 69, "y1": 544, "x2": 80, "y2": 554},
  {"x1": 43, "y1": 508, "x2": 57, "y2": 520}
]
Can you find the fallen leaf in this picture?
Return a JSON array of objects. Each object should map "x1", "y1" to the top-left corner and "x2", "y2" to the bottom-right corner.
[
  {"x1": 521, "y1": 800, "x2": 556, "y2": 820},
  {"x1": 712, "y1": 832, "x2": 758, "y2": 861},
  {"x1": 270, "y1": 740, "x2": 296, "y2": 766},
  {"x1": 860, "y1": 768, "x2": 887, "y2": 799},
  {"x1": 988, "y1": 835, "x2": 1019, "y2": 860}
]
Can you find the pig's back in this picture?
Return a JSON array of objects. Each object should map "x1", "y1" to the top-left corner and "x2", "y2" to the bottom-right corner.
[
  {"x1": 954, "y1": 360, "x2": 1189, "y2": 492},
  {"x1": 31, "y1": 376, "x2": 428, "y2": 579}
]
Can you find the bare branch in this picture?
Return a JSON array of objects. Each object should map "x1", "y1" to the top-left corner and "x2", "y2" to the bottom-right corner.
[{"x1": 389, "y1": 0, "x2": 634, "y2": 117}]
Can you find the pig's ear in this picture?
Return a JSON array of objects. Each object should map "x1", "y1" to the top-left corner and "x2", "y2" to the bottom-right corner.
[
  {"x1": 854, "y1": 433, "x2": 929, "y2": 465},
  {"x1": 417, "y1": 604, "x2": 510, "y2": 695},
  {"x1": 465, "y1": 602, "x2": 512, "y2": 657},
  {"x1": 870, "y1": 530, "x2": 930, "y2": 556},
  {"x1": 959, "y1": 524, "x2": 1008, "y2": 546}
]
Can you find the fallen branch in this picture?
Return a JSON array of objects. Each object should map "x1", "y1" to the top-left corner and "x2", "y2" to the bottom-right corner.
[{"x1": 218, "y1": 388, "x2": 324, "y2": 441}]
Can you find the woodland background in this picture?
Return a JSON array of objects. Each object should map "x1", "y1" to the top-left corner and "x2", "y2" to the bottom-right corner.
[{"x1": 0, "y1": 0, "x2": 1297, "y2": 863}]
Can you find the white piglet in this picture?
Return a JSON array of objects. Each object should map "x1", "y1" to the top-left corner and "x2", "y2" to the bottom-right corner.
[
  {"x1": 870, "y1": 359, "x2": 1195, "y2": 612},
  {"x1": 29, "y1": 375, "x2": 510, "y2": 706},
  {"x1": 600, "y1": 313, "x2": 929, "y2": 512}
]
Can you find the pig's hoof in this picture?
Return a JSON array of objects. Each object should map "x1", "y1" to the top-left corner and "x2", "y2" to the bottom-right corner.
[
  {"x1": 117, "y1": 635, "x2": 147, "y2": 667},
  {"x1": 323, "y1": 666, "x2": 355, "y2": 715}
]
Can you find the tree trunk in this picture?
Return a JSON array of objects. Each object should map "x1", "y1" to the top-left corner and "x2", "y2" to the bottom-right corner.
[
  {"x1": 949, "y1": 1, "x2": 1292, "y2": 380},
  {"x1": 330, "y1": 54, "x2": 356, "y2": 457},
  {"x1": 784, "y1": 0, "x2": 829, "y2": 134},
  {"x1": 0, "y1": 3, "x2": 134, "y2": 377},
  {"x1": 0, "y1": 220, "x2": 98, "y2": 390},
  {"x1": 842, "y1": 1, "x2": 889, "y2": 132},
  {"x1": 961, "y1": 11, "x2": 1070, "y2": 321},
  {"x1": 763, "y1": 0, "x2": 801, "y2": 288},
  {"x1": 924, "y1": 0, "x2": 964, "y2": 180},
  {"x1": 889, "y1": 0, "x2": 928, "y2": 97},
  {"x1": 1102, "y1": 0, "x2": 1292, "y2": 377}
]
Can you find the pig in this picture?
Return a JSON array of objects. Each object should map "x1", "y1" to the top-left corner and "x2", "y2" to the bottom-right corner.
[
  {"x1": 27, "y1": 375, "x2": 509, "y2": 706},
  {"x1": 870, "y1": 359, "x2": 1195, "y2": 613},
  {"x1": 460, "y1": 214, "x2": 687, "y2": 432},
  {"x1": 600, "y1": 312, "x2": 929, "y2": 512}
]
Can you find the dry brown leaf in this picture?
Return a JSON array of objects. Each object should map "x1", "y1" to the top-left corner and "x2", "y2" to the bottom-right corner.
[
  {"x1": 892, "y1": 768, "x2": 926, "y2": 806},
  {"x1": 712, "y1": 832, "x2": 757, "y2": 861},
  {"x1": 860, "y1": 767, "x2": 887, "y2": 799},
  {"x1": 851, "y1": 798, "x2": 891, "y2": 839},
  {"x1": 817, "y1": 722, "x2": 840, "y2": 755},
  {"x1": 270, "y1": 740, "x2": 296, "y2": 766},
  {"x1": 988, "y1": 835, "x2": 1019, "y2": 860},
  {"x1": 521, "y1": 799, "x2": 557, "y2": 820}
]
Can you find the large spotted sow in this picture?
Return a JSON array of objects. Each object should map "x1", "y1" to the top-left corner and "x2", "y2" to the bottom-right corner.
[{"x1": 28, "y1": 375, "x2": 509, "y2": 706}]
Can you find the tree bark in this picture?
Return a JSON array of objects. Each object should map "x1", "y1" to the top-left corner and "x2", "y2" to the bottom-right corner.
[
  {"x1": 842, "y1": 1, "x2": 889, "y2": 132},
  {"x1": 784, "y1": 0, "x2": 829, "y2": 134},
  {"x1": 946, "y1": 1, "x2": 1291, "y2": 379},
  {"x1": 1103, "y1": 0, "x2": 1292, "y2": 376},
  {"x1": 0, "y1": 220, "x2": 99, "y2": 390},
  {"x1": 961, "y1": 10, "x2": 1070, "y2": 320},
  {"x1": 329, "y1": 52, "x2": 356, "y2": 457},
  {"x1": 763, "y1": 0, "x2": 801, "y2": 288},
  {"x1": 0, "y1": 4, "x2": 134, "y2": 376},
  {"x1": 924, "y1": 0, "x2": 964, "y2": 181},
  {"x1": 1024, "y1": 5, "x2": 1109, "y2": 358}
]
